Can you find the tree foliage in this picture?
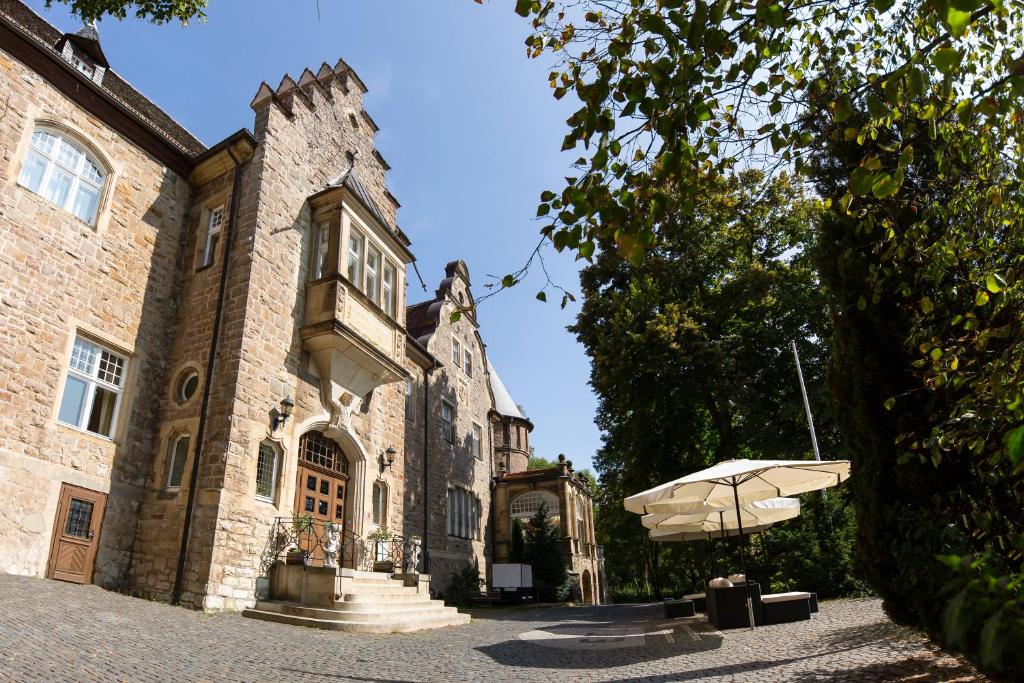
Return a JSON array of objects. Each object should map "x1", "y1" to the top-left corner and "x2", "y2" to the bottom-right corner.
[
  {"x1": 575, "y1": 169, "x2": 860, "y2": 601},
  {"x1": 514, "y1": 0, "x2": 1024, "y2": 672},
  {"x1": 45, "y1": 0, "x2": 207, "y2": 24},
  {"x1": 523, "y1": 503, "x2": 571, "y2": 602}
]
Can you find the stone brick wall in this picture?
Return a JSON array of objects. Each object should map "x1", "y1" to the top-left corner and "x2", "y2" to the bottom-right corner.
[
  {"x1": 0, "y1": 44, "x2": 191, "y2": 586},
  {"x1": 154, "y1": 63, "x2": 410, "y2": 610},
  {"x1": 404, "y1": 265, "x2": 494, "y2": 596}
]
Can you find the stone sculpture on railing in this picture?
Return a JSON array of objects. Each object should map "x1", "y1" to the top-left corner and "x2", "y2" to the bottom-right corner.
[
  {"x1": 323, "y1": 521, "x2": 341, "y2": 568},
  {"x1": 404, "y1": 536, "x2": 422, "y2": 575}
]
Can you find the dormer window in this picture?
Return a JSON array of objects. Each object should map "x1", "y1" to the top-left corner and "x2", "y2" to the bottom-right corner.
[{"x1": 70, "y1": 48, "x2": 95, "y2": 78}]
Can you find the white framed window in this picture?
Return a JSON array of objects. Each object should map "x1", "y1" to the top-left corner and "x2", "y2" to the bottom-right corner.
[
  {"x1": 451, "y1": 337, "x2": 461, "y2": 366},
  {"x1": 471, "y1": 423, "x2": 482, "y2": 459},
  {"x1": 57, "y1": 335, "x2": 127, "y2": 438},
  {"x1": 447, "y1": 488, "x2": 481, "y2": 539},
  {"x1": 372, "y1": 480, "x2": 387, "y2": 527},
  {"x1": 441, "y1": 401, "x2": 454, "y2": 443},
  {"x1": 347, "y1": 229, "x2": 364, "y2": 286},
  {"x1": 510, "y1": 491, "x2": 559, "y2": 520},
  {"x1": 382, "y1": 261, "x2": 396, "y2": 317},
  {"x1": 365, "y1": 244, "x2": 381, "y2": 303},
  {"x1": 174, "y1": 368, "x2": 199, "y2": 405},
  {"x1": 311, "y1": 221, "x2": 330, "y2": 280},
  {"x1": 18, "y1": 127, "x2": 106, "y2": 224},
  {"x1": 255, "y1": 440, "x2": 279, "y2": 501},
  {"x1": 464, "y1": 348, "x2": 473, "y2": 377},
  {"x1": 404, "y1": 377, "x2": 414, "y2": 421},
  {"x1": 165, "y1": 433, "x2": 190, "y2": 489},
  {"x1": 199, "y1": 205, "x2": 224, "y2": 268},
  {"x1": 70, "y1": 49, "x2": 94, "y2": 78}
]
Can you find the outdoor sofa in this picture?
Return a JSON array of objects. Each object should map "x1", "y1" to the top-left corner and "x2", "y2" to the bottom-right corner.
[{"x1": 760, "y1": 591, "x2": 814, "y2": 624}]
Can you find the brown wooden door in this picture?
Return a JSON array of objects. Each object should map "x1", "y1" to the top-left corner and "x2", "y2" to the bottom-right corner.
[
  {"x1": 46, "y1": 484, "x2": 107, "y2": 584},
  {"x1": 295, "y1": 464, "x2": 347, "y2": 527}
]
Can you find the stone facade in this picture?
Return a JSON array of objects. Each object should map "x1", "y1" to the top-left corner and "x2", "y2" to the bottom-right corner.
[
  {"x1": 0, "y1": 0, "x2": 602, "y2": 610},
  {"x1": 404, "y1": 262, "x2": 494, "y2": 596}
]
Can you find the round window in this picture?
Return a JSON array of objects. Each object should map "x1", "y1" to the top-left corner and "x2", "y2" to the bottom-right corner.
[{"x1": 175, "y1": 369, "x2": 200, "y2": 404}]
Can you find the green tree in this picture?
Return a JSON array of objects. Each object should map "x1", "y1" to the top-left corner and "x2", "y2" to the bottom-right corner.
[
  {"x1": 524, "y1": 503, "x2": 570, "y2": 602},
  {"x1": 45, "y1": 0, "x2": 206, "y2": 24},
  {"x1": 574, "y1": 169, "x2": 859, "y2": 599},
  {"x1": 510, "y1": 518, "x2": 526, "y2": 563},
  {"x1": 513, "y1": 1, "x2": 1024, "y2": 672}
]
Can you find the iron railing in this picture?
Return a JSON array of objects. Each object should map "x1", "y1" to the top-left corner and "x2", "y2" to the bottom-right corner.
[{"x1": 260, "y1": 517, "x2": 422, "y2": 575}]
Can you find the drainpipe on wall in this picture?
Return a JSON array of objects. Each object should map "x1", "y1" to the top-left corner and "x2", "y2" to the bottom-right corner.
[
  {"x1": 171, "y1": 148, "x2": 246, "y2": 606},
  {"x1": 422, "y1": 360, "x2": 437, "y2": 574}
]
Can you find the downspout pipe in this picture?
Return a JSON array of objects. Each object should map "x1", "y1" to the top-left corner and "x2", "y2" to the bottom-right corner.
[
  {"x1": 171, "y1": 147, "x2": 246, "y2": 605},
  {"x1": 422, "y1": 360, "x2": 438, "y2": 574}
]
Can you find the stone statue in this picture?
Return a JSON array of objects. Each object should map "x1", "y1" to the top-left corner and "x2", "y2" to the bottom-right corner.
[
  {"x1": 323, "y1": 522, "x2": 341, "y2": 568},
  {"x1": 404, "y1": 537, "x2": 422, "y2": 574}
]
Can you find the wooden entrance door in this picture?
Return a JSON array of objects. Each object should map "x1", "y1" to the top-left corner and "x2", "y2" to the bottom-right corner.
[
  {"x1": 46, "y1": 483, "x2": 107, "y2": 584},
  {"x1": 295, "y1": 463, "x2": 348, "y2": 527}
]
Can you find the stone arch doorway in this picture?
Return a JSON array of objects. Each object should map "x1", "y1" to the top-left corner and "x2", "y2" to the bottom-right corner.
[
  {"x1": 581, "y1": 569, "x2": 594, "y2": 605},
  {"x1": 295, "y1": 430, "x2": 350, "y2": 529}
]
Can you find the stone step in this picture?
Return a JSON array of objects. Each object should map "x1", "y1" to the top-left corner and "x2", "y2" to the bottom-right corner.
[
  {"x1": 242, "y1": 608, "x2": 471, "y2": 634},
  {"x1": 343, "y1": 591, "x2": 430, "y2": 604},
  {"x1": 254, "y1": 601, "x2": 459, "y2": 623},
  {"x1": 343, "y1": 583, "x2": 419, "y2": 596},
  {"x1": 324, "y1": 598, "x2": 447, "y2": 613}
]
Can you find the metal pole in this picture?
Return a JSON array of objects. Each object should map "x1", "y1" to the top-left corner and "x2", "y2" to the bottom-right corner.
[
  {"x1": 708, "y1": 532, "x2": 716, "y2": 579},
  {"x1": 791, "y1": 340, "x2": 822, "y2": 462},
  {"x1": 732, "y1": 479, "x2": 756, "y2": 629}
]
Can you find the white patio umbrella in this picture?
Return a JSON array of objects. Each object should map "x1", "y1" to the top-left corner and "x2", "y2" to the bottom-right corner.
[
  {"x1": 646, "y1": 498, "x2": 800, "y2": 587},
  {"x1": 624, "y1": 459, "x2": 850, "y2": 628},
  {"x1": 642, "y1": 497, "x2": 801, "y2": 532}
]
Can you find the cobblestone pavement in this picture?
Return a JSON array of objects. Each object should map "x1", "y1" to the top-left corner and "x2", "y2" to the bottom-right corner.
[{"x1": 0, "y1": 574, "x2": 982, "y2": 682}]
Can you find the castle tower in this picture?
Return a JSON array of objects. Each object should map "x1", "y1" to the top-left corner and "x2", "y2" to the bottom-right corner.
[{"x1": 488, "y1": 362, "x2": 533, "y2": 474}]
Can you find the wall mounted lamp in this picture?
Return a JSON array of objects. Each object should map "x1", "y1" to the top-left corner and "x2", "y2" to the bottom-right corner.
[
  {"x1": 379, "y1": 445, "x2": 397, "y2": 472},
  {"x1": 272, "y1": 396, "x2": 294, "y2": 431}
]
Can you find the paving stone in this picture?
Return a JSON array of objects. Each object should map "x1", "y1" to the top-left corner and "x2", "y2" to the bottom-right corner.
[{"x1": 0, "y1": 574, "x2": 983, "y2": 682}]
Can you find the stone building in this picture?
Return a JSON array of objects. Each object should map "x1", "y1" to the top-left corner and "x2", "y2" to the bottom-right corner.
[{"x1": 0, "y1": 0, "x2": 601, "y2": 613}]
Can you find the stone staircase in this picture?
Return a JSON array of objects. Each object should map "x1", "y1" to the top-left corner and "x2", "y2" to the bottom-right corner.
[{"x1": 242, "y1": 572, "x2": 470, "y2": 634}]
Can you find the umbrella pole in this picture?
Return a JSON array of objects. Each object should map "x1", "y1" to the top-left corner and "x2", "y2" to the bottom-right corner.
[
  {"x1": 708, "y1": 532, "x2": 716, "y2": 579},
  {"x1": 732, "y1": 479, "x2": 755, "y2": 629}
]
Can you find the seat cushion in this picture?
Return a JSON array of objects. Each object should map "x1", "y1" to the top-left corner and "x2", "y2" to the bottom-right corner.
[{"x1": 761, "y1": 591, "x2": 812, "y2": 604}]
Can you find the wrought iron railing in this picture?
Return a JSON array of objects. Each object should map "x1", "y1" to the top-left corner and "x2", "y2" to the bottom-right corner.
[{"x1": 260, "y1": 517, "x2": 422, "y2": 575}]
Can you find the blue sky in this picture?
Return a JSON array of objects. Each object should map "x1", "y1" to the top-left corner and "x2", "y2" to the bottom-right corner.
[{"x1": 25, "y1": 0, "x2": 602, "y2": 472}]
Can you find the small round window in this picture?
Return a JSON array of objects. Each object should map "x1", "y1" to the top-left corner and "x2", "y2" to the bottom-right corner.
[{"x1": 175, "y1": 369, "x2": 200, "y2": 404}]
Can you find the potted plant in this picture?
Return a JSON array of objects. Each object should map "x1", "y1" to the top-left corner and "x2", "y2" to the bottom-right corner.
[
  {"x1": 366, "y1": 528, "x2": 393, "y2": 573},
  {"x1": 285, "y1": 514, "x2": 314, "y2": 565}
]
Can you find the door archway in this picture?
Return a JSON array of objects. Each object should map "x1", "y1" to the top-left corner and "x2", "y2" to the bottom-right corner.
[{"x1": 581, "y1": 569, "x2": 594, "y2": 605}]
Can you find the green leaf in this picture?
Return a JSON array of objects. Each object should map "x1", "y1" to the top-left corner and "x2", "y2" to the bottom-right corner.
[
  {"x1": 985, "y1": 273, "x2": 1004, "y2": 293},
  {"x1": 945, "y1": 0, "x2": 983, "y2": 37},
  {"x1": 975, "y1": 290, "x2": 990, "y2": 306},
  {"x1": 536, "y1": 203, "x2": 550, "y2": 217},
  {"x1": 1006, "y1": 425, "x2": 1024, "y2": 467},
  {"x1": 932, "y1": 48, "x2": 962, "y2": 75},
  {"x1": 514, "y1": 0, "x2": 534, "y2": 17},
  {"x1": 501, "y1": 274, "x2": 516, "y2": 288},
  {"x1": 449, "y1": 311, "x2": 462, "y2": 323},
  {"x1": 850, "y1": 168, "x2": 874, "y2": 196},
  {"x1": 884, "y1": 397, "x2": 896, "y2": 411},
  {"x1": 833, "y1": 96, "x2": 853, "y2": 123},
  {"x1": 921, "y1": 296, "x2": 935, "y2": 314},
  {"x1": 857, "y1": 295, "x2": 867, "y2": 311},
  {"x1": 536, "y1": 291, "x2": 547, "y2": 302},
  {"x1": 871, "y1": 172, "x2": 897, "y2": 199},
  {"x1": 540, "y1": 190, "x2": 556, "y2": 202}
]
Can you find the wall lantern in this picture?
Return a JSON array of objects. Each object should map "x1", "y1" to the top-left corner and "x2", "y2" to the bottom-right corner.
[
  {"x1": 272, "y1": 396, "x2": 294, "y2": 431},
  {"x1": 379, "y1": 445, "x2": 397, "y2": 472}
]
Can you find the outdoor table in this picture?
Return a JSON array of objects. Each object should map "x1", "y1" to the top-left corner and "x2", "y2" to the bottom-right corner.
[{"x1": 663, "y1": 599, "x2": 696, "y2": 618}]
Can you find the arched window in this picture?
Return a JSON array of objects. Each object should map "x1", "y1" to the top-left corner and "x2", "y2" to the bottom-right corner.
[
  {"x1": 299, "y1": 431, "x2": 348, "y2": 474},
  {"x1": 372, "y1": 480, "x2": 388, "y2": 527},
  {"x1": 576, "y1": 497, "x2": 586, "y2": 542},
  {"x1": 510, "y1": 491, "x2": 559, "y2": 520},
  {"x1": 18, "y1": 127, "x2": 107, "y2": 224}
]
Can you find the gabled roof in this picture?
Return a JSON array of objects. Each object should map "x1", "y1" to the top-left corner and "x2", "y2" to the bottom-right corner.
[
  {"x1": 488, "y1": 359, "x2": 526, "y2": 420},
  {"x1": 67, "y1": 23, "x2": 107, "y2": 67},
  {"x1": 0, "y1": 0, "x2": 206, "y2": 158}
]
